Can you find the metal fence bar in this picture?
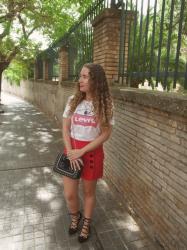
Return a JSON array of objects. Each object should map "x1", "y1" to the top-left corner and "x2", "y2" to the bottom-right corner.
[
  {"x1": 82, "y1": 23, "x2": 86, "y2": 62},
  {"x1": 149, "y1": 0, "x2": 157, "y2": 86},
  {"x1": 136, "y1": 0, "x2": 144, "y2": 81},
  {"x1": 142, "y1": 0, "x2": 150, "y2": 84},
  {"x1": 126, "y1": 0, "x2": 133, "y2": 86},
  {"x1": 37, "y1": 59, "x2": 43, "y2": 79},
  {"x1": 128, "y1": 0, "x2": 138, "y2": 85},
  {"x1": 85, "y1": 18, "x2": 90, "y2": 62},
  {"x1": 111, "y1": 0, "x2": 116, "y2": 8},
  {"x1": 155, "y1": 0, "x2": 165, "y2": 87},
  {"x1": 123, "y1": 0, "x2": 129, "y2": 85},
  {"x1": 89, "y1": 11, "x2": 94, "y2": 62},
  {"x1": 173, "y1": 0, "x2": 185, "y2": 88},
  {"x1": 163, "y1": 0, "x2": 175, "y2": 90},
  {"x1": 118, "y1": 0, "x2": 126, "y2": 83}
]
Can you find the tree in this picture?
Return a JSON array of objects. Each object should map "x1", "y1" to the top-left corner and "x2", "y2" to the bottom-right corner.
[
  {"x1": 4, "y1": 59, "x2": 30, "y2": 85},
  {"x1": 0, "y1": 0, "x2": 93, "y2": 104}
]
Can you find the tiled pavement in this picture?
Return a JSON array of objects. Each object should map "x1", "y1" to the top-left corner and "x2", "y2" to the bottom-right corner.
[{"x1": 0, "y1": 92, "x2": 162, "y2": 250}]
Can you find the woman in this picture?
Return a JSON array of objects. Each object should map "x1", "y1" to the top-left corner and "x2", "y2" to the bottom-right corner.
[{"x1": 62, "y1": 63, "x2": 114, "y2": 243}]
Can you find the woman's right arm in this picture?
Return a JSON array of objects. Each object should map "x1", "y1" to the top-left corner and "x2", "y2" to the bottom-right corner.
[
  {"x1": 62, "y1": 117, "x2": 72, "y2": 152},
  {"x1": 62, "y1": 117, "x2": 82, "y2": 170}
]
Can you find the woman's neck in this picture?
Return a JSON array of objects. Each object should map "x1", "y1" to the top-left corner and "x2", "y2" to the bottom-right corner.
[{"x1": 85, "y1": 94, "x2": 93, "y2": 101}]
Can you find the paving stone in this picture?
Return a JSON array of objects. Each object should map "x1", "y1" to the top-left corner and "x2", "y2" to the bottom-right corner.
[
  {"x1": 127, "y1": 238, "x2": 157, "y2": 250},
  {"x1": 117, "y1": 228, "x2": 146, "y2": 243},
  {"x1": 11, "y1": 227, "x2": 23, "y2": 235},
  {"x1": 24, "y1": 225, "x2": 34, "y2": 234},
  {"x1": 95, "y1": 219, "x2": 115, "y2": 233},
  {"x1": 45, "y1": 243, "x2": 58, "y2": 250},
  {"x1": 35, "y1": 237, "x2": 45, "y2": 246},
  {"x1": 98, "y1": 230, "x2": 128, "y2": 250},
  {"x1": 24, "y1": 232, "x2": 35, "y2": 241},
  {"x1": 23, "y1": 239, "x2": 35, "y2": 249},
  {"x1": 35, "y1": 245, "x2": 45, "y2": 250},
  {"x1": 0, "y1": 237, "x2": 14, "y2": 250},
  {"x1": 13, "y1": 234, "x2": 23, "y2": 242},
  {"x1": 12, "y1": 241, "x2": 23, "y2": 250}
]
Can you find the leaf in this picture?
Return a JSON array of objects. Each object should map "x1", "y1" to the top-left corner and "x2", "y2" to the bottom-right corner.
[{"x1": 0, "y1": 0, "x2": 93, "y2": 84}]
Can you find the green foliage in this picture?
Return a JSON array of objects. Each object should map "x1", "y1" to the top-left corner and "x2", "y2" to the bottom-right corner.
[
  {"x1": 0, "y1": 0, "x2": 93, "y2": 81},
  {"x1": 53, "y1": 63, "x2": 59, "y2": 77},
  {"x1": 4, "y1": 60, "x2": 31, "y2": 85}
]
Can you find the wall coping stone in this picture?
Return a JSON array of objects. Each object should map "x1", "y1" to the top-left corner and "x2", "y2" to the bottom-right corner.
[
  {"x1": 32, "y1": 79, "x2": 59, "y2": 85},
  {"x1": 60, "y1": 81, "x2": 76, "y2": 87},
  {"x1": 92, "y1": 8, "x2": 121, "y2": 27},
  {"x1": 32, "y1": 80, "x2": 187, "y2": 118},
  {"x1": 111, "y1": 87, "x2": 187, "y2": 118},
  {"x1": 92, "y1": 9, "x2": 135, "y2": 27}
]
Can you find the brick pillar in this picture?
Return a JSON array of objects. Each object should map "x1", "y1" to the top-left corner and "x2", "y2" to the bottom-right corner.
[
  {"x1": 59, "y1": 46, "x2": 69, "y2": 82},
  {"x1": 92, "y1": 9, "x2": 134, "y2": 84},
  {"x1": 42, "y1": 60, "x2": 53, "y2": 80}
]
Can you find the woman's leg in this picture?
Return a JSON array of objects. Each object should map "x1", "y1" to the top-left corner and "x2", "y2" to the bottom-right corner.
[
  {"x1": 78, "y1": 179, "x2": 97, "y2": 242},
  {"x1": 63, "y1": 176, "x2": 80, "y2": 213},
  {"x1": 63, "y1": 176, "x2": 82, "y2": 234},
  {"x1": 82, "y1": 179, "x2": 97, "y2": 218}
]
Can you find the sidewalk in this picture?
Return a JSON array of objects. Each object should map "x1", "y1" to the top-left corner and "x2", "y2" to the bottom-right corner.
[{"x1": 0, "y1": 92, "x2": 161, "y2": 250}]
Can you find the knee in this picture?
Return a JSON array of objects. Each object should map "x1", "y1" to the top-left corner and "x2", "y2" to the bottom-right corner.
[
  {"x1": 83, "y1": 189, "x2": 95, "y2": 199},
  {"x1": 64, "y1": 191, "x2": 77, "y2": 202}
]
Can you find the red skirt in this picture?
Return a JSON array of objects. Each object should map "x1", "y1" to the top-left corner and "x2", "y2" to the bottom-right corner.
[{"x1": 64, "y1": 138, "x2": 104, "y2": 180}]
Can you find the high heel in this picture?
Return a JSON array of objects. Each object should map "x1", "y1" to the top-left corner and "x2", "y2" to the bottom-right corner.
[
  {"x1": 68, "y1": 211, "x2": 82, "y2": 235},
  {"x1": 78, "y1": 217, "x2": 91, "y2": 243}
]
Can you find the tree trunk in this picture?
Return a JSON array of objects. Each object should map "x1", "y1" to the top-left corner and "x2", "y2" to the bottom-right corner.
[
  {"x1": 0, "y1": 62, "x2": 9, "y2": 104},
  {"x1": 0, "y1": 70, "x2": 3, "y2": 105},
  {"x1": 0, "y1": 70, "x2": 4, "y2": 113}
]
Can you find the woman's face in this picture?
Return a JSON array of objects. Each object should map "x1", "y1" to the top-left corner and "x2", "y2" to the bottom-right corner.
[{"x1": 79, "y1": 67, "x2": 91, "y2": 94}]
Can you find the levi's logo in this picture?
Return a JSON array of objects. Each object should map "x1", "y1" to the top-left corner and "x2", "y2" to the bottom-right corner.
[{"x1": 73, "y1": 113, "x2": 97, "y2": 127}]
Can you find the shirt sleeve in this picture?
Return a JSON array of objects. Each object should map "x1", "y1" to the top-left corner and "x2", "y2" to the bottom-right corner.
[{"x1": 63, "y1": 95, "x2": 74, "y2": 118}]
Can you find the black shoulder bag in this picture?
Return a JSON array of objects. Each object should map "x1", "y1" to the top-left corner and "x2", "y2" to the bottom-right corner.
[
  {"x1": 53, "y1": 120, "x2": 83, "y2": 179},
  {"x1": 53, "y1": 152, "x2": 83, "y2": 179}
]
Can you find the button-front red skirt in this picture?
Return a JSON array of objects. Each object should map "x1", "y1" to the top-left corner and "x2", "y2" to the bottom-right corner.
[{"x1": 64, "y1": 138, "x2": 104, "y2": 180}]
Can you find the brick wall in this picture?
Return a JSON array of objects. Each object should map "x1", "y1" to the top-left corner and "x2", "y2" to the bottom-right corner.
[
  {"x1": 2, "y1": 80, "x2": 187, "y2": 249},
  {"x1": 105, "y1": 89, "x2": 187, "y2": 250}
]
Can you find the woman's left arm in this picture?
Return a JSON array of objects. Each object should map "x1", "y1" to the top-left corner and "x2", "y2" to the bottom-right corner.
[{"x1": 67, "y1": 126, "x2": 112, "y2": 161}]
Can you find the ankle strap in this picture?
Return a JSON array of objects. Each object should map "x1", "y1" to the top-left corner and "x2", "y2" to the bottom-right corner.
[{"x1": 83, "y1": 217, "x2": 91, "y2": 222}]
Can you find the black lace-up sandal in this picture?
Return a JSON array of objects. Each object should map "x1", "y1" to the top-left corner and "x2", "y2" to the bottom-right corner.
[
  {"x1": 78, "y1": 217, "x2": 91, "y2": 243},
  {"x1": 68, "y1": 211, "x2": 82, "y2": 235}
]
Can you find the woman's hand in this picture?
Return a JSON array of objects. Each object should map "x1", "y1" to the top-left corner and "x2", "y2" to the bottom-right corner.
[
  {"x1": 67, "y1": 149, "x2": 85, "y2": 161},
  {"x1": 70, "y1": 158, "x2": 83, "y2": 171}
]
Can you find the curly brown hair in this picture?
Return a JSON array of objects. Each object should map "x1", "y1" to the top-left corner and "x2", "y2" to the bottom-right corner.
[{"x1": 69, "y1": 63, "x2": 113, "y2": 127}]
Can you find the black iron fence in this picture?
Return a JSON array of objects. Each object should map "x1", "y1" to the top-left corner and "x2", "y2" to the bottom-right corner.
[
  {"x1": 42, "y1": 0, "x2": 115, "y2": 80},
  {"x1": 39, "y1": 0, "x2": 187, "y2": 90},
  {"x1": 118, "y1": 0, "x2": 187, "y2": 90}
]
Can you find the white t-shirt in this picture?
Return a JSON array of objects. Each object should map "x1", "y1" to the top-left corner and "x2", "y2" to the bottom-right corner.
[{"x1": 63, "y1": 96, "x2": 114, "y2": 141}]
